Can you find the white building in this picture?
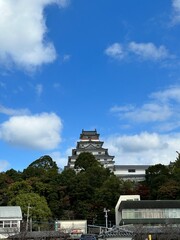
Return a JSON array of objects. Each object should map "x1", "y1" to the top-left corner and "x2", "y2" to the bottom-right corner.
[
  {"x1": 115, "y1": 195, "x2": 180, "y2": 227},
  {"x1": 0, "y1": 206, "x2": 22, "y2": 238},
  {"x1": 114, "y1": 165, "x2": 150, "y2": 182}
]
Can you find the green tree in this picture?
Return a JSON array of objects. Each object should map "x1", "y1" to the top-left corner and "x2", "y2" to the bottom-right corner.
[
  {"x1": 28, "y1": 155, "x2": 58, "y2": 170},
  {"x1": 9, "y1": 192, "x2": 52, "y2": 223},
  {"x1": 53, "y1": 169, "x2": 77, "y2": 219},
  {"x1": 7, "y1": 180, "x2": 33, "y2": 200},
  {"x1": 6, "y1": 169, "x2": 22, "y2": 182},
  {"x1": 145, "y1": 164, "x2": 170, "y2": 199},
  {"x1": 22, "y1": 155, "x2": 58, "y2": 179},
  {"x1": 74, "y1": 152, "x2": 100, "y2": 170},
  {"x1": 170, "y1": 152, "x2": 180, "y2": 183},
  {"x1": 94, "y1": 175, "x2": 123, "y2": 225},
  {"x1": 0, "y1": 172, "x2": 14, "y2": 205},
  {"x1": 157, "y1": 179, "x2": 180, "y2": 199}
]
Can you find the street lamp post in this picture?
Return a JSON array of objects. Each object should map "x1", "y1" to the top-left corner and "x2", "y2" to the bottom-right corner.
[{"x1": 104, "y1": 208, "x2": 110, "y2": 230}]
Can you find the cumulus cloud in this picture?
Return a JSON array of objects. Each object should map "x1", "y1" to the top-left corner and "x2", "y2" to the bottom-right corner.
[
  {"x1": 105, "y1": 41, "x2": 171, "y2": 62},
  {"x1": 110, "y1": 86, "x2": 180, "y2": 131},
  {"x1": 0, "y1": 113, "x2": 62, "y2": 150},
  {"x1": 104, "y1": 132, "x2": 179, "y2": 165},
  {"x1": 0, "y1": 0, "x2": 69, "y2": 70}
]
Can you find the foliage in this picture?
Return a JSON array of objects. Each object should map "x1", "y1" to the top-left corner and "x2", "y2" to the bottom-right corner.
[
  {"x1": 9, "y1": 192, "x2": 52, "y2": 221},
  {"x1": 0, "y1": 152, "x2": 180, "y2": 226},
  {"x1": 22, "y1": 155, "x2": 58, "y2": 179},
  {"x1": 7, "y1": 180, "x2": 33, "y2": 200},
  {"x1": 6, "y1": 169, "x2": 22, "y2": 182},
  {"x1": 28, "y1": 155, "x2": 58, "y2": 170},
  {"x1": 74, "y1": 152, "x2": 101, "y2": 170},
  {"x1": 157, "y1": 180, "x2": 180, "y2": 199}
]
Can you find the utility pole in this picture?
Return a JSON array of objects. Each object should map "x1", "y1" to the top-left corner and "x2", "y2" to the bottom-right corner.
[
  {"x1": 26, "y1": 204, "x2": 31, "y2": 231},
  {"x1": 104, "y1": 208, "x2": 110, "y2": 230}
]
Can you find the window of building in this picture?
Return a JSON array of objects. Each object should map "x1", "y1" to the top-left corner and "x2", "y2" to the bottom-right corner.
[
  {"x1": 122, "y1": 208, "x2": 180, "y2": 220},
  {"x1": 4, "y1": 221, "x2": 10, "y2": 228},
  {"x1": 128, "y1": 169, "x2": 136, "y2": 172},
  {"x1": 11, "y1": 221, "x2": 18, "y2": 227},
  {"x1": 0, "y1": 221, "x2": 3, "y2": 227}
]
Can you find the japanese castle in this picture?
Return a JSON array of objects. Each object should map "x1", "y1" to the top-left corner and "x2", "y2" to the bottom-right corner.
[
  {"x1": 67, "y1": 129, "x2": 115, "y2": 171},
  {"x1": 67, "y1": 129, "x2": 149, "y2": 181}
]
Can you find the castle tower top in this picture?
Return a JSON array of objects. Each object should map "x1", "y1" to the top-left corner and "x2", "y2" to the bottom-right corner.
[{"x1": 80, "y1": 129, "x2": 99, "y2": 141}]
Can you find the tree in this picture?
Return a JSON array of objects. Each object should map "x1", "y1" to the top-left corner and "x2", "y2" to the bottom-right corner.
[
  {"x1": 22, "y1": 155, "x2": 58, "y2": 179},
  {"x1": 157, "y1": 179, "x2": 180, "y2": 199},
  {"x1": 169, "y1": 152, "x2": 180, "y2": 183},
  {"x1": 7, "y1": 180, "x2": 33, "y2": 200},
  {"x1": 54, "y1": 169, "x2": 77, "y2": 219},
  {"x1": 0, "y1": 172, "x2": 14, "y2": 205},
  {"x1": 5, "y1": 169, "x2": 22, "y2": 182},
  {"x1": 145, "y1": 164, "x2": 170, "y2": 199},
  {"x1": 28, "y1": 155, "x2": 58, "y2": 170},
  {"x1": 94, "y1": 175, "x2": 123, "y2": 226},
  {"x1": 9, "y1": 193, "x2": 52, "y2": 225},
  {"x1": 135, "y1": 183, "x2": 150, "y2": 200},
  {"x1": 74, "y1": 152, "x2": 100, "y2": 171}
]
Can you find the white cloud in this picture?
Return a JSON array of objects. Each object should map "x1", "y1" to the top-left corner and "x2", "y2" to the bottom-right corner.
[
  {"x1": 105, "y1": 41, "x2": 171, "y2": 62},
  {"x1": 104, "y1": 132, "x2": 179, "y2": 165},
  {"x1": 110, "y1": 105, "x2": 135, "y2": 113},
  {"x1": 0, "y1": 160, "x2": 10, "y2": 171},
  {"x1": 123, "y1": 103, "x2": 172, "y2": 122},
  {"x1": 50, "y1": 150, "x2": 69, "y2": 170},
  {"x1": 172, "y1": 0, "x2": 180, "y2": 24},
  {"x1": 110, "y1": 86, "x2": 180, "y2": 131},
  {"x1": 150, "y1": 86, "x2": 180, "y2": 103},
  {"x1": 62, "y1": 54, "x2": 71, "y2": 62},
  {"x1": 35, "y1": 84, "x2": 43, "y2": 96},
  {"x1": 0, "y1": 112, "x2": 62, "y2": 150},
  {"x1": 0, "y1": 0, "x2": 69, "y2": 70},
  {"x1": 0, "y1": 104, "x2": 30, "y2": 116},
  {"x1": 128, "y1": 42, "x2": 169, "y2": 61},
  {"x1": 104, "y1": 43, "x2": 125, "y2": 60}
]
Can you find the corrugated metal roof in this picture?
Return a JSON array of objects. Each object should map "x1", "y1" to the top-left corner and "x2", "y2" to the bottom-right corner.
[{"x1": 0, "y1": 206, "x2": 22, "y2": 219}]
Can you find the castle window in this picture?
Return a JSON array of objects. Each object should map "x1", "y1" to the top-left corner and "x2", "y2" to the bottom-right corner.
[{"x1": 128, "y1": 169, "x2": 136, "y2": 173}]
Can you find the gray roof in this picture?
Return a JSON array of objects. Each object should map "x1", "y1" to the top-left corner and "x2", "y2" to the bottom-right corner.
[
  {"x1": 0, "y1": 206, "x2": 22, "y2": 219},
  {"x1": 81, "y1": 129, "x2": 99, "y2": 136},
  {"x1": 9, "y1": 231, "x2": 69, "y2": 239},
  {"x1": 120, "y1": 200, "x2": 180, "y2": 210}
]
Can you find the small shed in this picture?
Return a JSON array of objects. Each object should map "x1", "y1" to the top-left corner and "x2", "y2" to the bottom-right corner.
[{"x1": 0, "y1": 206, "x2": 22, "y2": 239}]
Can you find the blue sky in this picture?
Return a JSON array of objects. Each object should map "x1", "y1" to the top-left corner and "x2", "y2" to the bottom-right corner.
[{"x1": 0, "y1": 0, "x2": 180, "y2": 171}]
